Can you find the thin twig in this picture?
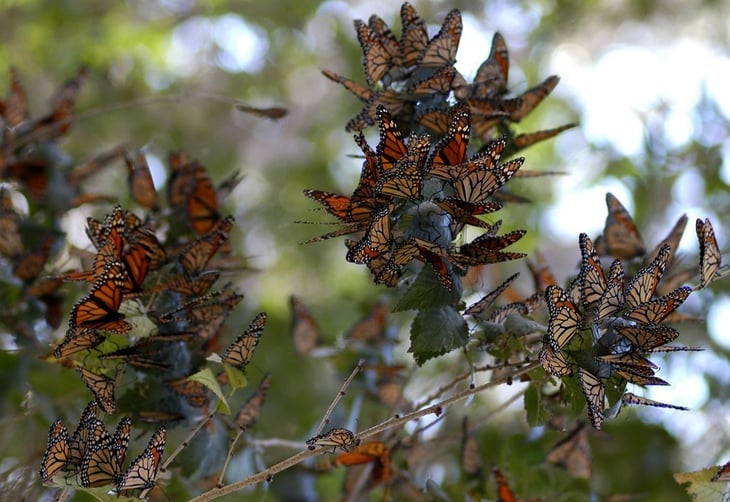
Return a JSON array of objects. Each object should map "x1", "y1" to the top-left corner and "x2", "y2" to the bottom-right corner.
[
  {"x1": 4, "y1": 91, "x2": 285, "y2": 154},
  {"x1": 160, "y1": 412, "x2": 214, "y2": 472},
  {"x1": 246, "y1": 438, "x2": 306, "y2": 449},
  {"x1": 314, "y1": 359, "x2": 364, "y2": 436},
  {"x1": 415, "y1": 359, "x2": 534, "y2": 409},
  {"x1": 216, "y1": 429, "x2": 244, "y2": 487},
  {"x1": 53, "y1": 486, "x2": 71, "y2": 502},
  {"x1": 472, "y1": 388, "x2": 527, "y2": 430},
  {"x1": 187, "y1": 361, "x2": 538, "y2": 502}
]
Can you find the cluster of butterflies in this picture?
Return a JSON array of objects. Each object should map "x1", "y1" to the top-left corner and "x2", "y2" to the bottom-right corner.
[
  {"x1": 534, "y1": 193, "x2": 722, "y2": 429},
  {"x1": 0, "y1": 68, "x2": 128, "y2": 334},
  {"x1": 305, "y1": 104, "x2": 534, "y2": 290},
  {"x1": 310, "y1": 5, "x2": 577, "y2": 291},
  {"x1": 39, "y1": 400, "x2": 166, "y2": 495},
  {"x1": 51, "y1": 203, "x2": 269, "y2": 419},
  {"x1": 323, "y1": 2, "x2": 574, "y2": 150}
]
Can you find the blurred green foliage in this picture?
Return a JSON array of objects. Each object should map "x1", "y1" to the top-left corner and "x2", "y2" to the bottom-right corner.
[{"x1": 2, "y1": 1, "x2": 730, "y2": 501}]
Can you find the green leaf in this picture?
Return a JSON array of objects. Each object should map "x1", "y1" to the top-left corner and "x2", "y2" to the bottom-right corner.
[
  {"x1": 394, "y1": 265, "x2": 462, "y2": 312},
  {"x1": 222, "y1": 364, "x2": 248, "y2": 391},
  {"x1": 188, "y1": 367, "x2": 230, "y2": 415},
  {"x1": 674, "y1": 466, "x2": 728, "y2": 502},
  {"x1": 408, "y1": 306, "x2": 468, "y2": 365}
]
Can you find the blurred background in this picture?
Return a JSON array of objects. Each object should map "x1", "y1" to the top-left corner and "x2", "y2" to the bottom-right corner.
[{"x1": 2, "y1": 0, "x2": 730, "y2": 500}]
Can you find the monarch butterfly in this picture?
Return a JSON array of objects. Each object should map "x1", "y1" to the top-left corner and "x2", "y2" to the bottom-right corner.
[
  {"x1": 461, "y1": 416, "x2": 483, "y2": 477},
  {"x1": 598, "y1": 352, "x2": 658, "y2": 373},
  {"x1": 648, "y1": 214, "x2": 687, "y2": 267},
  {"x1": 166, "y1": 151, "x2": 195, "y2": 207},
  {"x1": 375, "y1": 106, "x2": 408, "y2": 174},
  {"x1": 417, "y1": 9, "x2": 462, "y2": 68},
  {"x1": 158, "y1": 284, "x2": 235, "y2": 321},
  {"x1": 539, "y1": 340, "x2": 573, "y2": 377},
  {"x1": 577, "y1": 368, "x2": 605, "y2": 430},
  {"x1": 352, "y1": 131, "x2": 382, "y2": 204},
  {"x1": 371, "y1": 240, "x2": 420, "y2": 287},
  {"x1": 100, "y1": 346, "x2": 171, "y2": 371},
  {"x1": 435, "y1": 197, "x2": 504, "y2": 236},
  {"x1": 111, "y1": 417, "x2": 132, "y2": 467},
  {"x1": 70, "y1": 418, "x2": 108, "y2": 474},
  {"x1": 290, "y1": 295, "x2": 321, "y2": 356},
  {"x1": 125, "y1": 150, "x2": 159, "y2": 211},
  {"x1": 334, "y1": 441, "x2": 391, "y2": 488},
  {"x1": 344, "y1": 91, "x2": 414, "y2": 133},
  {"x1": 321, "y1": 69, "x2": 373, "y2": 103},
  {"x1": 13, "y1": 235, "x2": 55, "y2": 283},
  {"x1": 593, "y1": 259, "x2": 625, "y2": 324},
  {"x1": 77, "y1": 368, "x2": 117, "y2": 414},
  {"x1": 453, "y1": 156, "x2": 524, "y2": 204},
  {"x1": 545, "y1": 422, "x2": 591, "y2": 480},
  {"x1": 578, "y1": 233, "x2": 607, "y2": 311},
  {"x1": 510, "y1": 123, "x2": 578, "y2": 153},
  {"x1": 166, "y1": 376, "x2": 209, "y2": 407},
  {"x1": 67, "y1": 401, "x2": 101, "y2": 467},
  {"x1": 52, "y1": 327, "x2": 106, "y2": 359},
  {"x1": 415, "y1": 106, "x2": 458, "y2": 136},
  {"x1": 186, "y1": 163, "x2": 222, "y2": 235},
  {"x1": 596, "y1": 193, "x2": 645, "y2": 260},
  {"x1": 40, "y1": 419, "x2": 70, "y2": 482},
  {"x1": 78, "y1": 427, "x2": 124, "y2": 488},
  {"x1": 711, "y1": 459, "x2": 730, "y2": 483},
  {"x1": 455, "y1": 229, "x2": 527, "y2": 267},
  {"x1": 623, "y1": 285, "x2": 692, "y2": 325},
  {"x1": 485, "y1": 301, "x2": 530, "y2": 324},
  {"x1": 615, "y1": 324, "x2": 679, "y2": 352},
  {"x1": 411, "y1": 237, "x2": 455, "y2": 290},
  {"x1": 404, "y1": 66, "x2": 456, "y2": 96},
  {"x1": 492, "y1": 466, "x2": 518, "y2": 502},
  {"x1": 464, "y1": 272, "x2": 520, "y2": 318},
  {"x1": 303, "y1": 190, "x2": 373, "y2": 226},
  {"x1": 35, "y1": 66, "x2": 88, "y2": 138},
  {"x1": 346, "y1": 206, "x2": 392, "y2": 265},
  {"x1": 446, "y1": 136, "x2": 507, "y2": 180},
  {"x1": 345, "y1": 302, "x2": 389, "y2": 342},
  {"x1": 526, "y1": 252, "x2": 558, "y2": 293},
  {"x1": 620, "y1": 392, "x2": 689, "y2": 411},
  {"x1": 428, "y1": 104, "x2": 470, "y2": 180},
  {"x1": 178, "y1": 215, "x2": 234, "y2": 275},
  {"x1": 221, "y1": 312, "x2": 266, "y2": 370},
  {"x1": 498, "y1": 75, "x2": 560, "y2": 122},
  {"x1": 697, "y1": 217, "x2": 721, "y2": 289},
  {"x1": 2, "y1": 67, "x2": 29, "y2": 128},
  {"x1": 332, "y1": 440, "x2": 385, "y2": 464},
  {"x1": 235, "y1": 373, "x2": 272, "y2": 429},
  {"x1": 355, "y1": 19, "x2": 401, "y2": 86},
  {"x1": 116, "y1": 426, "x2": 166, "y2": 493},
  {"x1": 137, "y1": 411, "x2": 185, "y2": 424},
  {"x1": 614, "y1": 369, "x2": 668, "y2": 387},
  {"x1": 656, "y1": 269, "x2": 693, "y2": 297},
  {"x1": 153, "y1": 270, "x2": 220, "y2": 297},
  {"x1": 183, "y1": 302, "x2": 239, "y2": 347},
  {"x1": 470, "y1": 32, "x2": 510, "y2": 100},
  {"x1": 367, "y1": 14, "x2": 398, "y2": 54},
  {"x1": 68, "y1": 264, "x2": 131, "y2": 334},
  {"x1": 399, "y1": 2, "x2": 428, "y2": 67},
  {"x1": 374, "y1": 134, "x2": 429, "y2": 201},
  {"x1": 648, "y1": 345, "x2": 704, "y2": 353},
  {"x1": 306, "y1": 427, "x2": 358, "y2": 453},
  {"x1": 625, "y1": 244, "x2": 670, "y2": 308}
]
